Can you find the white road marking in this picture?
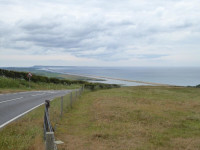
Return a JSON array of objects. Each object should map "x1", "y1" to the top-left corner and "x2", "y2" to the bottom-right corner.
[
  {"x1": 0, "y1": 91, "x2": 47, "y2": 96},
  {"x1": 31, "y1": 93, "x2": 45, "y2": 96},
  {"x1": 0, "y1": 97, "x2": 23, "y2": 104},
  {"x1": 0, "y1": 90, "x2": 71, "y2": 129},
  {"x1": 0, "y1": 102, "x2": 44, "y2": 129},
  {"x1": 46, "y1": 92, "x2": 55, "y2": 94},
  {"x1": 0, "y1": 96, "x2": 58, "y2": 129}
]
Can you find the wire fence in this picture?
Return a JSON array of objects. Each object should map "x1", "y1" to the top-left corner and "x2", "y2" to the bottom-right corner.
[{"x1": 43, "y1": 86, "x2": 84, "y2": 150}]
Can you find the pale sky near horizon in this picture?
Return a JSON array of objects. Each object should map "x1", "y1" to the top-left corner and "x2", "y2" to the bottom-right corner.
[{"x1": 0, "y1": 0, "x2": 200, "y2": 67}]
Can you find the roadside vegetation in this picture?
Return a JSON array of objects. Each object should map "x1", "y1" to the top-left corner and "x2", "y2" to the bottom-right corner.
[
  {"x1": 196, "y1": 84, "x2": 200, "y2": 88},
  {"x1": 2, "y1": 67, "x2": 103, "y2": 81},
  {"x1": 0, "y1": 101, "x2": 45, "y2": 150},
  {"x1": 1, "y1": 86, "x2": 200, "y2": 150},
  {"x1": 0, "y1": 69, "x2": 119, "y2": 94},
  {"x1": 0, "y1": 90, "x2": 83, "y2": 150},
  {"x1": 0, "y1": 76, "x2": 80, "y2": 94},
  {"x1": 0, "y1": 68, "x2": 87, "y2": 85}
]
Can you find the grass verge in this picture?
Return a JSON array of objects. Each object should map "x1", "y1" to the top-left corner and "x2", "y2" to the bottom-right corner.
[
  {"x1": 0, "y1": 76, "x2": 80, "y2": 94},
  {"x1": 0, "y1": 91, "x2": 78, "y2": 150}
]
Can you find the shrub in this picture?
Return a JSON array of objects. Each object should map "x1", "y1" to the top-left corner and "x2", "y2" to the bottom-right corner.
[{"x1": 196, "y1": 84, "x2": 200, "y2": 88}]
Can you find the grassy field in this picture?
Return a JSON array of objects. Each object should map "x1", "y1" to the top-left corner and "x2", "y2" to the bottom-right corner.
[
  {"x1": 0, "y1": 76, "x2": 80, "y2": 94},
  {"x1": 1, "y1": 86, "x2": 200, "y2": 150},
  {"x1": 55, "y1": 86, "x2": 200, "y2": 150}
]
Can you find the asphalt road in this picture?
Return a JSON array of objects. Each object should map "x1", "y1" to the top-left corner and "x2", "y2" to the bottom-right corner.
[{"x1": 0, "y1": 90, "x2": 72, "y2": 128}]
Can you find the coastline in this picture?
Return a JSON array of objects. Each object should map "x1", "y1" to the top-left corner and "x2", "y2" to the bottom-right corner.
[
  {"x1": 5, "y1": 66, "x2": 199, "y2": 86},
  {"x1": 93, "y1": 76, "x2": 172, "y2": 86},
  {"x1": 43, "y1": 68, "x2": 172, "y2": 86}
]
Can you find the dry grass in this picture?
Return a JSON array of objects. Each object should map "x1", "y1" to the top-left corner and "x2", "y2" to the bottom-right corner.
[
  {"x1": 56, "y1": 86, "x2": 200, "y2": 150},
  {"x1": 0, "y1": 89, "x2": 27, "y2": 94},
  {"x1": 0, "y1": 105, "x2": 45, "y2": 150}
]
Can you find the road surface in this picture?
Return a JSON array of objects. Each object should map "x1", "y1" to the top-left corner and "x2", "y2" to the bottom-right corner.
[{"x1": 0, "y1": 90, "x2": 72, "y2": 128}]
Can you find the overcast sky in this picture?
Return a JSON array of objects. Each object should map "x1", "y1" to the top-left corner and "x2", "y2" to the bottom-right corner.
[{"x1": 0, "y1": 0, "x2": 200, "y2": 67}]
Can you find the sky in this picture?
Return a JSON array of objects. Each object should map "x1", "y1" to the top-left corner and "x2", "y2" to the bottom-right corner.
[{"x1": 0, "y1": 0, "x2": 200, "y2": 67}]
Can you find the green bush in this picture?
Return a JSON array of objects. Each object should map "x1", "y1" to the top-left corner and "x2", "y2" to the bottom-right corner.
[{"x1": 196, "y1": 84, "x2": 200, "y2": 88}]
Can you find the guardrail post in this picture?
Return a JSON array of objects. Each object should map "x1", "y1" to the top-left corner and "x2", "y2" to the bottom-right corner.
[
  {"x1": 43, "y1": 100, "x2": 58, "y2": 150},
  {"x1": 46, "y1": 132, "x2": 56, "y2": 150},
  {"x1": 60, "y1": 96, "x2": 63, "y2": 118}
]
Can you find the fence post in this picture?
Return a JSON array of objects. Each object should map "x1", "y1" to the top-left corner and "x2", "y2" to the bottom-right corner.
[
  {"x1": 46, "y1": 132, "x2": 56, "y2": 150},
  {"x1": 70, "y1": 92, "x2": 72, "y2": 108},
  {"x1": 60, "y1": 96, "x2": 63, "y2": 118}
]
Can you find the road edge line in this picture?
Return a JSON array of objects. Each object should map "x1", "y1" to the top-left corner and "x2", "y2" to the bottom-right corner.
[{"x1": 0, "y1": 102, "x2": 45, "y2": 129}]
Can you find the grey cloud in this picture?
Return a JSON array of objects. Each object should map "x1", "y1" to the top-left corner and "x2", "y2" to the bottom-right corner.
[
  {"x1": 22, "y1": 22, "x2": 59, "y2": 33},
  {"x1": 1, "y1": 0, "x2": 200, "y2": 63},
  {"x1": 5, "y1": 16, "x2": 199, "y2": 60},
  {"x1": 15, "y1": 17, "x2": 124, "y2": 59},
  {"x1": 137, "y1": 54, "x2": 168, "y2": 59}
]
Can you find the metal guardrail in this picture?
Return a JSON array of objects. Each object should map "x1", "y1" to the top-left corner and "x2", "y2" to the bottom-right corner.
[
  {"x1": 44, "y1": 100, "x2": 57, "y2": 150},
  {"x1": 43, "y1": 86, "x2": 84, "y2": 150},
  {"x1": 44, "y1": 100, "x2": 53, "y2": 139}
]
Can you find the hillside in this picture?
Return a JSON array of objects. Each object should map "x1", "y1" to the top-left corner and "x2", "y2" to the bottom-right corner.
[
  {"x1": 0, "y1": 68, "x2": 120, "y2": 93},
  {"x1": 55, "y1": 86, "x2": 200, "y2": 150}
]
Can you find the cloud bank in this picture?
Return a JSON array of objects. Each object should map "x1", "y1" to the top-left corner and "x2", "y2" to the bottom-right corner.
[{"x1": 0, "y1": 0, "x2": 200, "y2": 66}]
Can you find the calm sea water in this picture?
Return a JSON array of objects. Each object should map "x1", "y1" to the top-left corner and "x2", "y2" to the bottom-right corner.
[{"x1": 40, "y1": 66, "x2": 200, "y2": 86}]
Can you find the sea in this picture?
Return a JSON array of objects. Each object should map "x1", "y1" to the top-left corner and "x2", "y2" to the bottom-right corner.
[{"x1": 39, "y1": 66, "x2": 200, "y2": 86}]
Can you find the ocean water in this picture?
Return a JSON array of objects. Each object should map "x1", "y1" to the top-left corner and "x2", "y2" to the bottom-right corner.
[{"x1": 40, "y1": 66, "x2": 200, "y2": 86}]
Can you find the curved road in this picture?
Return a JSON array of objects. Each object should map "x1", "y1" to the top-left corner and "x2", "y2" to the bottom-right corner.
[{"x1": 0, "y1": 90, "x2": 72, "y2": 128}]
